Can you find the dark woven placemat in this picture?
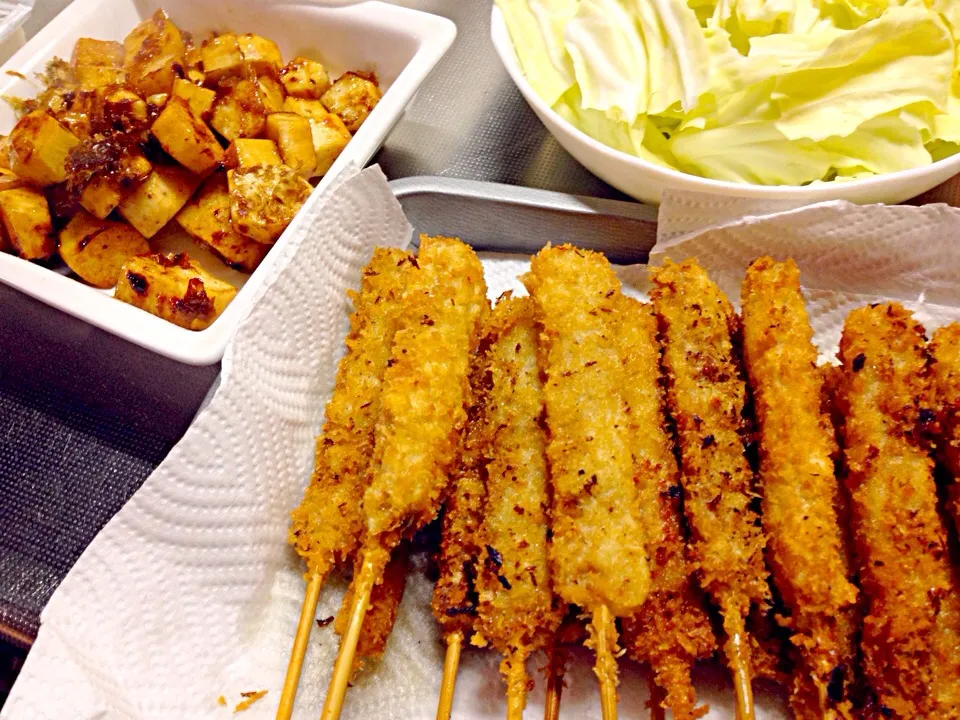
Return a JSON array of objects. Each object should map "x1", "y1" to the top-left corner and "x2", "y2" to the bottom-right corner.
[{"x1": 0, "y1": 284, "x2": 218, "y2": 643}]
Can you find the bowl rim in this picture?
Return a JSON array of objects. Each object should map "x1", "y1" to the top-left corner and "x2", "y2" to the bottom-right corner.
[{"x1": 489, "y1": 4, "x2": 960, "y2": 200}]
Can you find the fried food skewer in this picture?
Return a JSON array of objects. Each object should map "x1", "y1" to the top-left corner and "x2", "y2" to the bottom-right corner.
[
  {"x1": 523, "y1": 245, "x2": 653, "y2": 720},
  {"x1": 472, "y1": 297, "x2": 562, "y2": 719},
  {"x1": 837, "y1": 303, "x2": 960, "y2": 718},
  {"x1": 650, "y1": 258, "x2": 770, "y2": 720},
  {"x1": 614, "y1": 296, "x2": 716, "y2": 720},
  {"x1": 740, "y1": 258, "x2": 859, "y2": 718},
  {"x1": 930, "y1": 323, "x2": 960, "y2": 532},
  {"x1": 431, "y1": 340, "x2": 491, "y2": 720},
  {"x1": 279, "y1": 248, "x2": 417, "y2": 720},
  {"x1": 322, "y1": 236, "x2": 488, "y2": 720}
]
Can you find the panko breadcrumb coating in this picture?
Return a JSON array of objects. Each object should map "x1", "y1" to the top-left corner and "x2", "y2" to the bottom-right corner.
[
  {"x1": 432, "y1": 316, "x2": 493, "y2": 638},
  {"x1": 650, "y1": 258, "x2": 769, "y2": 711},
  {"x1": 473, "y1": 296, "x2": 563, "y2": 715},
  {"x1": 614, "y1": 296, "x2": 715, "y2": 720},
  {"x1": 522, "y1": 244, "x2": 651, "y2": 615},
  {"x1": 837, "y1": 303, "x2": 960, "y2": 719},
  {"x1": 359, "y1": 236, "x2": 489, "y2": 576},
  {"x1": 741, "y1": 257, "x2": 859, "y2": 718},
  {"x1": 523, "y1": 244, "x2": 652, "y2": 706},
  {"x1": 288, "y1": 248, "x2": 417, "y2": 578},
  {"x1": 929, "y1": 323, "x2": 960, "y2": 532}
]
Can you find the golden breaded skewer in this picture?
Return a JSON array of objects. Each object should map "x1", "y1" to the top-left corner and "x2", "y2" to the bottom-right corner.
[
  {"x1": 523, "y1": 244, "x2": 652, "y2": 720},
  {"x1": 930, "y1": 323, "x2": 960, "y2": 532},
  {"x1": 740, "y1": 257, "x2": 859, "y2": 718},
  {"x1": 322, "y1": 236, "x2": 488, "y2": 720},
  {"x1": 432, "y1": 341, "x2": 491, "y2": 720},
  {"x1": 279, "y1": 248, "x2": 417, "y2": 720},
  {"x1": 837, "y1": 303, "x2": 960, "y2": 719},
  {"x1": 649, "y1": 258, "x2": 770, "y2": 720},
  {"x1": 334, "y1": 546, "x2": 409, "y2": 672},
  {"x1": 614, "y1": 296, "x2": 716, "y2": 720},
  {"x1": 473, "y1": 296, "x2": 563, "y2": 719}
]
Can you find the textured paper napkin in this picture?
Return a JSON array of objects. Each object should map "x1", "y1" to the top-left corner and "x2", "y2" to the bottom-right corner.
[{"x1": 7, "y1": 169, "x2": 960, "y2": 720}]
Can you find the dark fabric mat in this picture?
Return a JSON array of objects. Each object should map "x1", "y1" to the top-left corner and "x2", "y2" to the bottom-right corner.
[{"x1": 0, "y1": 284, "x2": 218, "y2": 642}]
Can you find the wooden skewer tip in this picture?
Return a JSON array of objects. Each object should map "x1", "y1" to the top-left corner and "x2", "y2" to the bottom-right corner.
[
  {"x1": 436, "y1": 631, "x2": 464, "y2": 720},
  {"x1": 320, "y1": 556, "x2": 377, "y2": 720},
  {"x1": 277, "y1": 572, "x2": 324, "y2": 720},
  {"x1": 590, "y1": 605, "x2": 619, "y2": 720}
]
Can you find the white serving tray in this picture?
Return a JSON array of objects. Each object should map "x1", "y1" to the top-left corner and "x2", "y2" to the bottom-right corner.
[{"x1": 0, "y1": 0, "x2": 455, "y2": 365}]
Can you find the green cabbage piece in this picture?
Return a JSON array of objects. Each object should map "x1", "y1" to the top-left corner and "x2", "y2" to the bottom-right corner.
[{"x1": 495, "y1": 0, "x2": 960, "y2": 185}]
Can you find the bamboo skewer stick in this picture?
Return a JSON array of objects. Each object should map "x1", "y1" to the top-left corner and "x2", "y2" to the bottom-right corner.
[
  {"x1": 504, "y1": 650, "x2": 530, "y2": 720},
  {"x1": 591, "y1": 605, "x2": 619, "y2": 720},
  {"x1": 543, "y1": 645, "x2": 565, "y2": 720},
  {"x1": 320, "y1": 555, "x2": 377, "y2": 720},
  {"x1": 727, "y1": 623, "x2": 755, "y2": 720},
  {"x1": 277, "y1": 573, "x2": 324, "y2": 720},
  {"x1": 436, "y1": 631, "x2": 464, "y2": 720}
]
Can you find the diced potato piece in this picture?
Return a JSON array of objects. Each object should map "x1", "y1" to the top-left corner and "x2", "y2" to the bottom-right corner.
[
  {"x1": 123, "y1": 9, "x2": 186, "y2": 96},
  {"x1": 118, "y1": 164, "x2": 201, "y2": 238},
  {"x1": 0, "y1": 136, "x2": 11, "y2": 170},
  {"x1": 0, "y1": 187, "x2": 55, "y2": 260},
  {"x1": 175, "y1": 174, "x2": 269, "y2": 272},
  {"x1": 116, "y1": 252, "x2": 237, "y2": 330},
  {"x1": 309, "y1": 113, "x2": 351, "y2": 176},
  {"x1": 9, "y1": 110, "x2": 80, "y2": 185},
  {"x1": 185, "y1": 45, "x2": 203, "y2": 71},
  {"x1": 172, "y1": 77, "x2": 215, "y2": 118},
  {"x1": 228, "y1": 164, "x2": 311, "y2": 244},
  {"x1": 72, "y1": 38, "x2": 124, "y2": 68},
  {"x1": 223, "y1": 138, "x2": 280, "y2": 170},
  {"x1": 0, "y1": 168, "x2": 29, "y2": 192},
  {"x1": 97, "y1": 86, "x2": 148, "y2": 131},
  {"x1": 238, "y1": 34, "x2": 282, "y2": 75},
  {"x1": 282, "y1": 97, "x2": 327, "y2": 121},
  {"x1": 79, "y1": 153, "x2": 152, "y2": 219},
  {"x1": 264, "y1": 113, "x2": 315, "y2": 177},
  {"x1": 279, "y1": 57, "x2": 329, "y2": 99},
  {"x1": 210, "y1": 78, "x2": 266, "y2": 141},
  {"x1": 201, "y1": 33, "x2": 244, "y2": 84},
  {"x1": 74, "y1": 65, "x2": 127, "y2": 91},
  {"x1": 257, "y1": 75, "x2": 285, "y2": 113},
  {"x1": 59, "y1": 211, "x2": 149, "y2": 288},
  {"x1": 320, "y1": 72, "x2": 381, "y2": 133},
  {"x1": 187, "y1": 68, "x2": 205, "y2": 85},
  {"x1": 151, "y1": 97, "x2": 224, "y2": 175}
]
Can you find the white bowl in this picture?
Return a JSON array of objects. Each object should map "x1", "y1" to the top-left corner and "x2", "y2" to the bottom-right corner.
[
  {"x1": 491, "y1": 5, "x2": 960, "y2": 206},
  {"x1": 0, "y1": 0, "x2": 456, "y2": 365}
]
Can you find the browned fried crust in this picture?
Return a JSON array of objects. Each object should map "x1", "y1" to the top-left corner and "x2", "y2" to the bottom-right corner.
[
  {"x1": 522, "y1": 244, "x2": 651, "y2": 617},
  {"x1": 837, "y1": 303, "x2": 960, "y2": 718},
  {"x1": 431, "y1": 325, "x2": 491, "y2": 637},
  {"x1": 288, "y1": 248, "x2": 416, "y2": 578},
  {"x1": 360, "y1": 236, "x2": 489, "y2": 576},
  {"x1": 473, "y1": 297, "x2": 563, "y2": 700},
  {"x1": 741, "y1": 257, "x2": 859, "y2": 717},
  {"x1": 335, "y1": 546, "x2": 410, "y2": 669},
  {"x1": 614, "y1": 296, "x2": 715, "y2": 720},
  {"x1": 649, "y1": 258, "x2": 769, "y2": 690},
  {"x1": 930, "y1": 323, "x2": 960, "y2": 533}
]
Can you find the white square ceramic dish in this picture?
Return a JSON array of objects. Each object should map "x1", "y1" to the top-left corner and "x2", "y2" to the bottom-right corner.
[{"x1": 0, "y1": 0, "x2": 455, "y2": 364}]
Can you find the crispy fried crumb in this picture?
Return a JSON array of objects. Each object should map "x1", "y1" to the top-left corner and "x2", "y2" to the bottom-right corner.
[{"x1": 233, "y1": 690, "x2": 267, "y2": 712}]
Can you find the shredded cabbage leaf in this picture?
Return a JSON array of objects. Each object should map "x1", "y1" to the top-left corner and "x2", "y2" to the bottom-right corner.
[{"x1": 496, "y1": 0, "x2": 960, "y2": 185}]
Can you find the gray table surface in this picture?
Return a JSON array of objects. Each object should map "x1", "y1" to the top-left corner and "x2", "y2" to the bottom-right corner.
[{"x1": 0, "y1": 0, "x2": 626, "y2": 645}]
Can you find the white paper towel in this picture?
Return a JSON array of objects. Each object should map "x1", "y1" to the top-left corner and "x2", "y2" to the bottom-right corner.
[{"x1": 7, "y1": 173, "x2": 960, "y2": 720}]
